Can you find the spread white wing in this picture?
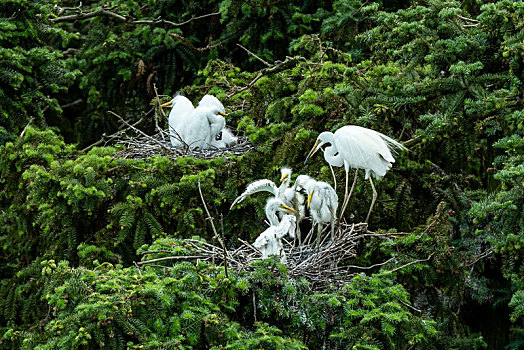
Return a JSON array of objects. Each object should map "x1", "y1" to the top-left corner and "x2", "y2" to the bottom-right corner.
[{"x1": 230, "y1": 179, "x2": 278, "y2": 209}]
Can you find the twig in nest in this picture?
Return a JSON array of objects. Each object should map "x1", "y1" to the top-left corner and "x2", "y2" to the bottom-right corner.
[{"x1": 108, "y1": 110, "x2": 171, "y2": 151}]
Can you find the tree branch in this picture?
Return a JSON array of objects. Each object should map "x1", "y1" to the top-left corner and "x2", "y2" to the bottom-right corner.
[
  {"x1": 226, "y1": 56, "x2": 307, "y2": 98},
  {"x1": 52, "y1": 4, "x2": 220, "y2": 27}
]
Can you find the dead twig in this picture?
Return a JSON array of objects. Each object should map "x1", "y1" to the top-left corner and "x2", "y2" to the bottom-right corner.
[
  {"x1": 52, "y1": 4, "x2": 220, "y2": 27},
  {"x1": 237, "y1": 44, "x2": 271, "y2": 67},
  {"x1": 198, "y1": 177, "x2": 229, "y2": 279},
  {"x1": 226, "y1": 56, "x2": 307, "y2": 98},
  {"x1": 137, "y1": 255, "x2": 205, "y2": 265}
]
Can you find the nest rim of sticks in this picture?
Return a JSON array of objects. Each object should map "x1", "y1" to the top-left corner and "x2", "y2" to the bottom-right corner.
[
  {"x1": 113, "y1": 128, "x2": 254, "y2": 161},
  {"x1": 92, "y1": 110, "x2": 254, "y2": 160},
  {"x1": 137, "y1": 222, "x2": 414, "y2": 291}
]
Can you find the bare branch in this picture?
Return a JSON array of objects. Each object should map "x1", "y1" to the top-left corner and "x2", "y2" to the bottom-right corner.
[
  {"x1": 137, "y1": 255, "x2": 205, "y2": 265},
  {"x1": 237, "y1": 44, "x2": 271, "y2": 67},
  {"x1": 52, "y1": 4, "x2": 220, "y2": 27},
  {"x1": 227, "y1": 56, "x2": 307, "y2": 98},
  {"x1": 168, "y1": 33, "x2": 223, "y2": 52},
  {"x1": 198, "y1": 178, "x2": 229, "y2": 278}
]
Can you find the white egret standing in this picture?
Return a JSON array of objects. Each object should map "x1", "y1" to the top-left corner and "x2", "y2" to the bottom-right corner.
[
  {"x1": 159, "y1": 95, "x2": 194, "y2": 147},
  {"x1": 304, "y1": 125, "x2": 406, "y2": 223},
  {"x1": 252, "y1": 198, "x2": 298, "y2": 262}
]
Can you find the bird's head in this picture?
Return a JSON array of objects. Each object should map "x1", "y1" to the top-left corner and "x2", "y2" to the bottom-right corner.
[
  {"x1": 266, "y1": 198, "x2": 298, "y2": 215},
  {"x1": 304, "y1": 132, "x2": 330, "y2": 164},
  {"x1": 280, "y1": 167, "x2": 292, "y2": 184},
  {"x1": 159, "y1": 95, "x2": 187, "y2": 108}
]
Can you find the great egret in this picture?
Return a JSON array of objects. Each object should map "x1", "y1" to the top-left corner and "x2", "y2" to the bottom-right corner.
[
  {"x1": 160, "y1": 94, "x2": 233, "y2": 149},
  {"x1": 304, "y1": 125, "x2": 406, "y2": 223},
  {"x1": 198, "y1": 95, "x2": 238, "y2": 148},
  {"x1": 252, "y1": 198, "x2": 298, "y2": 262},
  {"x1": 176, "y1": 104, "x2": 228, "y2": 150},
  {"x1": 159, "y1": 95, "x2": 194, "y2": 147},
  {"x1": 230, "y1": 167, "x2": 294, "y2": 209},
  {"x1": 230, "y1": 168, "x2": 306, "y2": 243},
  {"x1": 302, "y1": 179, "x2": 338, "y2": 246}
]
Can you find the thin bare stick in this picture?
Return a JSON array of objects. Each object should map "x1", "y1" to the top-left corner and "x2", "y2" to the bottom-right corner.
[
  {"x1": 198, "y1": 178, "x2": 229, "y2": 278},
  {"x1": 137, "y1": 255, "x2": 204, "y2": 265},
  {"x1": 385, "y1": 254, "x2": 433, "y2": 274},
  {"x1": 52, "y1": 4, "x2": 220, "y2": 27},
  {"x1": 456, "y1": 14, "x2": 479, "y2": 23},
  {"x1": 133, "y1": 261, "x2": 142, "y2": 276},
  {"x1": 237, "y1": 44, "x2": 271, "y2": 67},
  {"x1": 168, "y1": 33, "x2": 223, "y2": 52},
  {"x1": 227, "y1": 56, "x2": 306, "y2": 98},
  {"x1": 19, "y1": 117, "x2": 35, "y2": 138},
  {"x1": 108, "y1": 110, "x2": 170, "y2": 150}
]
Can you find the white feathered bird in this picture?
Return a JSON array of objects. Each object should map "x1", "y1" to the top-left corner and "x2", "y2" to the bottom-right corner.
[
  {"x1": 160, "y1": 94, "x2": 236, "y2": 149},
  {"x1": 300, "y1": 178, "x2": 338, "y2": 246},
  {"x1": 198, "y1": 95, "x2": 238, "y2": 148},
  {"x1": 305, "y1": 125, "x2": 406, "y2": 223},
  {"x1": 252, "y1": 198, "x2": 298, "y2": 262},
  {"x1": 159, "y1": 95, "x2": 194, "y2": 147}
]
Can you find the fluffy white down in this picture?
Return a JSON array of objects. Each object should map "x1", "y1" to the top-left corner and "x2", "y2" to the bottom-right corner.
[{"x1": 253, "y1": 214, "x2": 296, "y2": 261}]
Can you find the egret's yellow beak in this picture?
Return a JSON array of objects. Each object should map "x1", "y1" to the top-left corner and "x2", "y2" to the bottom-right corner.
[
  {"x1": 304, "y1": 139, "x2": 321, "y2": 164},
  {"x1": 280, "y1": 173, "x2": 288, "y2": 183},
  {"x1": 159, "y1": 101, "x2": 173, "y2": 108},
  {"x1": 307, "y1": 192, "x2": 313, "y2": 208},
  {"x1": 218, "y1": 112, "x2": 228, "y2": 117},
  {"x1": 280, "y1": 204, "x2": 298, "y2": 214}
]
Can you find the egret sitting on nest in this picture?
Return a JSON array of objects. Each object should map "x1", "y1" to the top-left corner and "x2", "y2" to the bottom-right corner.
[
  {"x1": 198, "y1": 95, "x2": 238, "y2": 148},
  {"x1": 252, "y1": 198, "x2": 298, "y2": 262},
  {"x1": 159, "y1": 95, "x2": 194, "y2": 147},
  {"x1": 304, "y1": 125, "x2": 406, "y2": 223},
  {"x1": 297, "y1": 177, "x2": 338, "y2": 247},
  {"x1": 160, "y1": 94, "x2": 235, "y2": 149}
]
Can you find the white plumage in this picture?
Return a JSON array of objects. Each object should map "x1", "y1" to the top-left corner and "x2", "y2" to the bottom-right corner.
[
  {"x1": 252, "y1": 198, "x2": 297, "y2": 262},
  {"x1": 230, "y1": 167, "x2": 294, "y2": 209},
  {"x1": 230, "y1": 168, "x2": 306, "y2": 245},
  {"x1": 160, "y1": 94, "x2": 236, "y2": 150},
  {"x1": 294, "y1": 176, "x2": 338, "y2": 246},
  {"x1": 305, "y1": 125, "x2": 406, "y2": 223}
]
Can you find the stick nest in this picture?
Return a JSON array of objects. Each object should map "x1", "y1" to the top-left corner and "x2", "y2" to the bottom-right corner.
[
  {"x1": 113, "y1": 128, "x2": 254, "y2": 160},
  {"x1": 138, "y1": 223, "x2": 388, "y2": 291}
]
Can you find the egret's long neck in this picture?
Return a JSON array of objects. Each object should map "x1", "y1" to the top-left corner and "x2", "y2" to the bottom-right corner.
[
  {"x1": 322, "y1": 134, "x2": 344, "y2": 167},
  {"x1": 266, "y1": 207, "x2": 280, "y2": 226}
]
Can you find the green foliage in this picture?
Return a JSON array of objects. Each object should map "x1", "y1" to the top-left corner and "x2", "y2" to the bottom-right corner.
[
  {"x1": 2, "y1": 0, "x2": 524, "y2": 348},
  {"x1": 0, "y1": 0, "x2": 78, "y2": 141}
]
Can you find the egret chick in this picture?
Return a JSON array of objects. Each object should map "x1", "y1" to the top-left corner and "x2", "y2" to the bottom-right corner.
[{"x1": 252, "y1": 198, "x2": 298, "y2": 262}]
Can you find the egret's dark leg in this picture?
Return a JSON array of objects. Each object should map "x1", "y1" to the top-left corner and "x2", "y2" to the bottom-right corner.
[
  {"x1": 365, "y1": 177, "x2": 377, "y2": 223},
  {"x1": 339, "y1": 169, "x2": 358, "y2": 221}
]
